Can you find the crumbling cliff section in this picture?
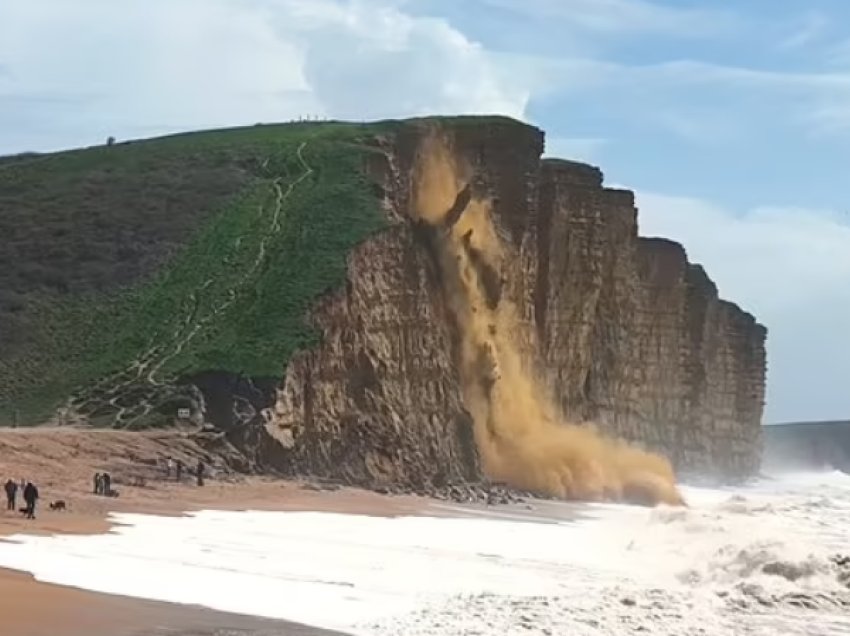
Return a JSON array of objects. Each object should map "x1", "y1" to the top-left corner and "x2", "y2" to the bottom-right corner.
[
  {"x1": 264, "y1": 122, "x2": 546, "y2": 490},
  {"x1": 256, "y1": 119, "x2": 767, "y2": 488}
]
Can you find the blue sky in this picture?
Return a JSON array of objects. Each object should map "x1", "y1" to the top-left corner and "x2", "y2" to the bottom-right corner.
[{"x1": 0, "y1": 0, "x2": 848, "y2": 423}]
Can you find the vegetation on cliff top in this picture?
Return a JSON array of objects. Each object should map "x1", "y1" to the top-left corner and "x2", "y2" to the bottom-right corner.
[{"x1": 0, "y1": 121, "x2": 404, "y2": 425}]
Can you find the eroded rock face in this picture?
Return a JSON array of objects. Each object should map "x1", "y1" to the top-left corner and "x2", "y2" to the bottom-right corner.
[
  {"x1": 535, "y1": 159, "x2": 644, "y2": 437},
  {"x1": 236, "y1": 119, "x2": 766, "y2": 489},
  {"x1": 635, "y1": 240, "x2": 767, "y2": 480},
  {"x1": 267, "y1": 225, "x2": 481, "y2": 490}
]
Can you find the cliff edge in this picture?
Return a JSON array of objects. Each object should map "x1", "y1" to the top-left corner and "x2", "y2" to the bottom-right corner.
[{"x1": 0, "y1": 116, "x2": 767, "y2": 501}]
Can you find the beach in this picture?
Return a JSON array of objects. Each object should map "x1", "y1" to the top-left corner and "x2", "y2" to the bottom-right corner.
[
  {"x1": 0, "y1": 568, "x2": 361, "y2": 636},
  {"x1": 3, "y1": 428, "x2": 848, "y2": 636},
  {"x1": 0, "y1": 428, "x2": 428, "y2": 636},
  {"x1": 0, "y1": 428, "x2": 585, "y2": 636},
  {"x1": 0, "y1": 481, "x2": 416, "y2": 636}
]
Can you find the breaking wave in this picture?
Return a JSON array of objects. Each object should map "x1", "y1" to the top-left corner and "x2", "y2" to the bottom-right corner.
[
  {"x1": 364, "y1": 470, "x2": 850, "y2": 635},
  {"x1": 0, "y1": 469, "x2": 847, "y2": 635}
]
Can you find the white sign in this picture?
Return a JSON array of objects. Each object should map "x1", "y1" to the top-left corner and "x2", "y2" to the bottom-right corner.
[{"x1": 177, "y1": 408, "x2": 191, "y2": 420}]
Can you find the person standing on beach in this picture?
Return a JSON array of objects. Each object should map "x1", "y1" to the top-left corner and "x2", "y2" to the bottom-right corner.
[
  {"x1": 196, "y1": 460, "x2": 205, "y2": 487},
  {"x1": 22, "y1": 481, "x2": 38, "y2": 519},
  {"x1": 93, "y1": 472, "x2": 102, "y2": 495},
  {"x1": 165, "y1": 457, "x2": 174, "y2": 480},
  {"x1": 4, "y1": 479, "x2": 18, "y2": 511},
  {"x1": 102, "y1": 472, "x2": 112, "y2": 496}
]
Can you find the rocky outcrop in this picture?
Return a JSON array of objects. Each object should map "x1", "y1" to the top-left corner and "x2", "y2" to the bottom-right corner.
[{"x1": 247, "y1": 119, "x2": 767, "y2": 489}]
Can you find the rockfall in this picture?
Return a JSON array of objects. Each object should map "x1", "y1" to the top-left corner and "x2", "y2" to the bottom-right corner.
[
  {"x1": 214, "y1": 119, "x2": 767, "y2": 491},
  {"x1": 0, "y1": 116, "x2": 767, "y2": 501}
]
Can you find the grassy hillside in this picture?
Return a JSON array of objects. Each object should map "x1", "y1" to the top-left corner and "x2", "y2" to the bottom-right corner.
[{"x1": 0, "y1": 122, "x2": 391, "y2": 425}]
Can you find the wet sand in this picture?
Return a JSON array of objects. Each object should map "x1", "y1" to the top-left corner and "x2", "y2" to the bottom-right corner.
[
  {"x1": 0, "y1": 483, "x2": 419, "y2": 636},
  {"x1": 0, "y1": 494, "x2": 585, "y2": 636},
  {"x1": 0, "y1": 428, "x2": 424, "y2": 636},
  {"x1": 0, "y1": 568, "x2": 355, "y2": 636},
  {"x1": 0, "y1": 470, "x2": 435, "y2": 636},
  {"x1": 0, "y1": 427, "x2": 584, "y2": 635}
]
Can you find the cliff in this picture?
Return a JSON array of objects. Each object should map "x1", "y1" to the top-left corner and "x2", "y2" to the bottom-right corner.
[
  {"x1": 635, "y1": 240, "x2": 766, "y2": 479},
  {"x1": 0, "y1": 116, "x2": 767, "y2": 500}
]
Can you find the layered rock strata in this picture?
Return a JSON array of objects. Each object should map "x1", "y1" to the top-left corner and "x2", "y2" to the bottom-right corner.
[{"x1": 245, "y1": 119, "x2": 767, "y2": 489}]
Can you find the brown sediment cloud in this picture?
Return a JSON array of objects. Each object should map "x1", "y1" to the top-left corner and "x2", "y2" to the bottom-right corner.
[{"x1": 411, "y1": 131, "x2": 685, "y2": 508}]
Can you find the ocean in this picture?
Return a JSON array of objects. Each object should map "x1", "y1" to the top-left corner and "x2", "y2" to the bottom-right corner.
[{"x1": 0, "y1": 471, "x2": 848, "y2": 635}]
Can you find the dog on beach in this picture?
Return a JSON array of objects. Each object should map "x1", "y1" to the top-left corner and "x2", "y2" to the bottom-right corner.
[{"x1": 48, "y1": 500, "x2": 67, "y2": 511}]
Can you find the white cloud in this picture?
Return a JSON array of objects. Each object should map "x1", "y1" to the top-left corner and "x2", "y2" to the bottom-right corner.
[
  {"x1": 0, "y1": 0, "x2": 315, "y2": 149},
  {"x1": 3, "y1": 0, "x2": 850, "y2": 151},
  {"x1": 635, "y1": 191, "x2": 850, "y2": 423},
  {"x1": 0, "y1": 0, "x2": 536, "y2": 153},
  {"x1": 280, "y1": 1, "x2": 531, "y2": 120}
]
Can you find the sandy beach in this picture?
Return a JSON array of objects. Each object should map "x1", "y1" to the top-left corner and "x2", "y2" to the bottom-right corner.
[
  {"x1": 0, "y1": 483, "x2": 423, "y2": 636},
  {"x1": 0, "y1": 427, "x2": 431, "y2": 532},
  {"x1": 0, "y1": 568, "x2": 359, "y2": 636},
  {"x1": 0, "y1": 427, "x2": 577, "y2": 635},
  {"x1": 0, "y1": 428, "x2": 430, "y2": 636}
]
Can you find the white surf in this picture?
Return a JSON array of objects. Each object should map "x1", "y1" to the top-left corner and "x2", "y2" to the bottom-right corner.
[{"x1": 0, "y1": 470, "x2": 847, "y2": 635}]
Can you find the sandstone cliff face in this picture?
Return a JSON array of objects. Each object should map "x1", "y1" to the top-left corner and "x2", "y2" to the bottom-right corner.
[
  {"x1": 635, "y1": 240, "x2": 767, "y2": 479},
  {"x1": 261, "y1": 122, "x2": 547, "y2": 490},
  {"x1": 249, "y1": 119, "x2": 767, "y2": 488},
  {"x1": 535, "y1": 160, "x2": 644, "y2": 438}
]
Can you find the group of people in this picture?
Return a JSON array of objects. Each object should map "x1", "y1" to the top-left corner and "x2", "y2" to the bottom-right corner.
[
  {"x1": 164, "y1": 457, "x2": 206, "y2": 486},
  {"x1": 2, "y1": 456, "x2": 209, "y2": 523},
  {"x1": 92, "y1": 471, "x2": 116, "y2": 497},
  {"x1": 4, "y1": 478, "x2": 39, "y2": 519}
]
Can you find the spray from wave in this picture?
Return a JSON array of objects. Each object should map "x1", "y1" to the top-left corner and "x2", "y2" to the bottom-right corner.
[
  {"x1": 360, "y1": 473, "x2": 850, "y2": 635},
  {"x1": 410, "y1": 131, "x2": 684, "y2": 507}
]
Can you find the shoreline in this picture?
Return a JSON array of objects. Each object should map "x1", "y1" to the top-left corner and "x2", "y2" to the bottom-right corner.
[
  {"x1": 0, "y1": 427, "x2": 581, "y2": 636},
  {"x1": 0, "y1": 428, "x2": 424, "y2": 636},
  {"x1": 0, "y1": 478, "x2": 428, "y2": 538},
  {"x1": 0, "y1": 568, "x2": 354, "y2": 636},
  {"x1": 0, "y1": 488, "x2": 582, "y2": 636},
  {"x1": 0, "y1": 480, "x2": 429, "y2": 636}
]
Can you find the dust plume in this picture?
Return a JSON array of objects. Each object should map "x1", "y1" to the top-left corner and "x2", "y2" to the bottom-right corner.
[{"x1": 411, "y1": 132, "x2": 685, "y2": 507}]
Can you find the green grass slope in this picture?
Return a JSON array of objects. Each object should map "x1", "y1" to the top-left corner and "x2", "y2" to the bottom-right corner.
[{"x1": 0, "y1": 122, "x2": 391, "y2": 426}]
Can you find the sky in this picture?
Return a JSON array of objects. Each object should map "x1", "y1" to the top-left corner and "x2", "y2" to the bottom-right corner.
[{"x1": 1, "y1": 0, "x2": 848, "y2": 423}]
